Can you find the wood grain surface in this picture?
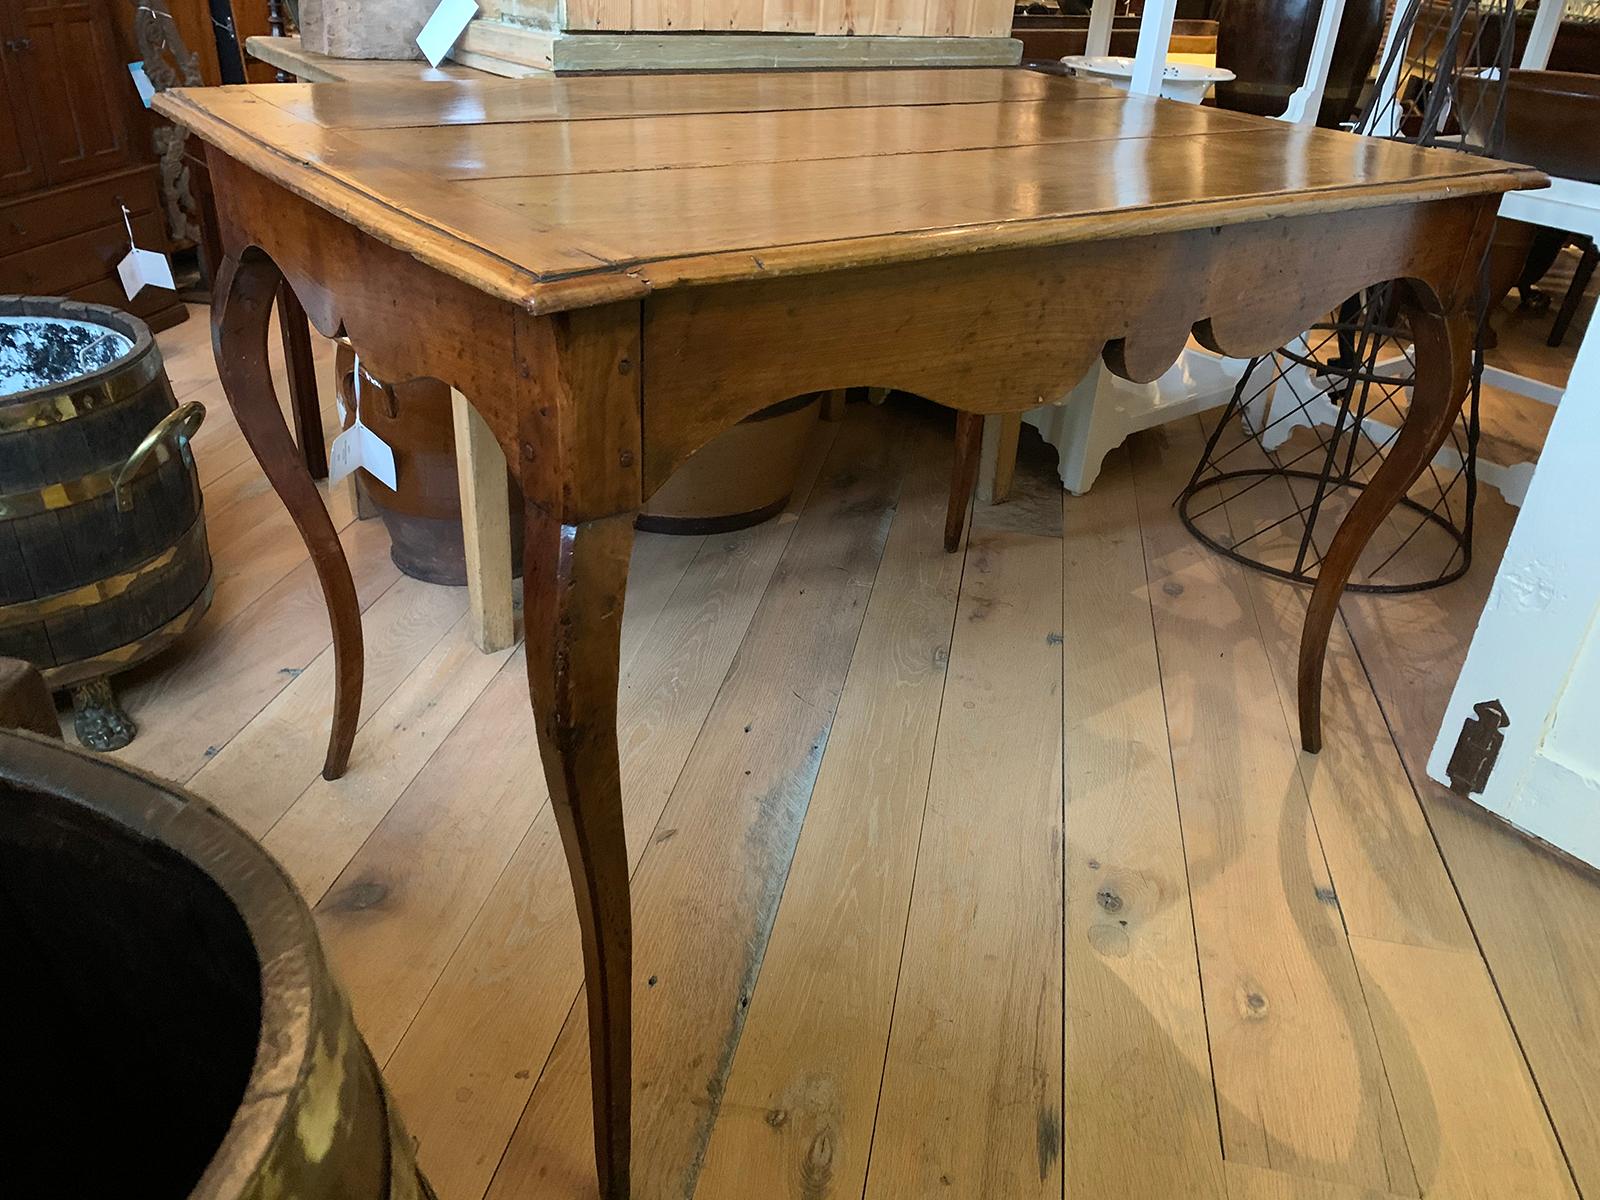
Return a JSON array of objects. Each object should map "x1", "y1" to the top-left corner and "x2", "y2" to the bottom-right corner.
[
  {"x1": 154, "y1": 70, "x2": 1543, "y2": 313},
  {"x1": 126, "y1": 311, "x2": 1599, "y2": 1200}
]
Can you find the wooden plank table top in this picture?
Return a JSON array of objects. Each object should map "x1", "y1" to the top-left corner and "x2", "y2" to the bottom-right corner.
[
  {"x1": 160, "y1": 69, "x2": 1537, "y2": 313},
  {"x1": 156, "y1": 68, "x2": 1542, "y2": 1200}
]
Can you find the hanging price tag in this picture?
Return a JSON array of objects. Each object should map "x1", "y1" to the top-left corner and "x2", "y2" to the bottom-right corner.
[
  {"x1": 327, "y1": 354, "x2": 399, "y2": 490},
  {"x1": 128, "y1": 62, "x2": 155, "y2": 108},
  {"x1": 115, "y1": 203, "x2": 175, "y2": 299},
  {"x1": 416, "y1": 0, "x2": 478, "y2": 67}
]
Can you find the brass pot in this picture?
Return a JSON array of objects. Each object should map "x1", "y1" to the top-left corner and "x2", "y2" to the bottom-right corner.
[{"x1": 0, "y1": 731, "x2": 434, "y2": 1199}]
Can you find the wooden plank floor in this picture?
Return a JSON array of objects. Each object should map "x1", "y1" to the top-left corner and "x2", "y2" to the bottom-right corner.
[{"x1": 101, "y1": 297, "x2": 1600, "y2": 1200}]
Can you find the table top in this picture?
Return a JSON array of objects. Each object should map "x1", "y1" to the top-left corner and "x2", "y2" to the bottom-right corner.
[{"x1": 157, "y1": 68, "x2": 1544, "y2": 314}]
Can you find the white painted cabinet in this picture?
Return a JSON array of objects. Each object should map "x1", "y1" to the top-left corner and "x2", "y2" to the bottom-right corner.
[{"x1": 1429, "y1": 323, "x2": 1600, "y2": 867}]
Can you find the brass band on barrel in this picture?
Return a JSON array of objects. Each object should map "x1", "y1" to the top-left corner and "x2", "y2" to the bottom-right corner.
[
  {"x1": 0, "y1": 349, "x2": 164, "y2": 435},
  {"x1": 0, "y1": 438, "x2": 189, "y2": 519},
  {"x1": 38, "y1": 576, "x2": 215, "y2": 690},
  {"x1": 0, "y1": 516, "x2": 208, "y2": 632}
]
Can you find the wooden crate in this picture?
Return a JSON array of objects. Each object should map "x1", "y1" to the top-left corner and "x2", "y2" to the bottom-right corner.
[{"x1": 453, "y1": 0, "x2": 1021, "y2": 73}]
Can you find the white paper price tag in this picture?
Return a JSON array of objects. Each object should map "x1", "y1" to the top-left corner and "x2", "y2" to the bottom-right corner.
[
  {"x1": 416, "y1": 0, "x2": 478, "y2": 67},
  {"x1": 115, "y1": 203, "x2": 175, "y2": 300},
  {"x1": 117, "y1": 247, "x2": 176, "y2": 299},
  {"x1": 327, "y1": 422, "x2": 399, "y2": 490},
  {"x1": 327, "y1": 357, "x2": 398, "y2": 490}
]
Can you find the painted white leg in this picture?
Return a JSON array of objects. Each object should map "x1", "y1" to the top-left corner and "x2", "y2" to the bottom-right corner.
[
  {"x1": 976, "y1": 413, "x2": 1023, "y2": 504},
  {"x1": 451, "y1": 388, "x2": 515, "y2": 653},
  {"x1": 1027, "y1": 352, "x2": 1250, "y2": 495}
]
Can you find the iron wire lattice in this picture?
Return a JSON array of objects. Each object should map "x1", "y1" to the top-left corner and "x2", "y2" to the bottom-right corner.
[{"x1": 1177, "y1": 0, "x2": 1518, "y2": 592}]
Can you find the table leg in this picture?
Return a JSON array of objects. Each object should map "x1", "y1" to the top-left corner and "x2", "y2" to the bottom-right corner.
[
  {"x1": 213, "y1": 253, "x2": 364, "y2": 779},
  {"x1": 523, "y1": 503, "x2": 636, "y2": 1200},
  {"x1": 277, "y1": 282, "x2": 328, "y2": 480},
  {"x1": 451, "y1": 389, "x2": 516, "y2": 653},
  {"x1": 945, "y1": 410, "x2": 983, "y2": 552},
  {"x1": 977, "y1": 412, "x2": 1023, "y2": 505},
  {"x1": 1297, "y1": 296, "x2": 1472, "y2": 752}
]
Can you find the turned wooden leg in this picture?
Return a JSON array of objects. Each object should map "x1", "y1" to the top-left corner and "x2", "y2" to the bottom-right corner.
[
  {"x1": 945, "y1": 410, "x2": 983, "y2": 552},
  {"x1": 1549, "y1": 238, "x2": 1598, "y2": 350},
  {"x1": 277, "y1": 282, "x2": 327, "y2": 479},
  {"x1": 977, "y1": 412, "x2": 1023, "y2": 505},
  {"x1": 213, "y1": 252, "x2": 363, "y2": 779},
  {"x1": 451, "y1": 389, "x2": 515, "y2": 653},
  {"x1": 1298, "y1": 295, "x2": 1472, "y2": 752},
  {"x1": 523, "y1": 502, "x2": 635, "y2": 1200}
]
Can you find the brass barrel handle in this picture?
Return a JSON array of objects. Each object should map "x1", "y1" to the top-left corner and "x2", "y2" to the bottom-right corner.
[{"x1": 114, "y1": 401, "x2": 206, "y2": 512}]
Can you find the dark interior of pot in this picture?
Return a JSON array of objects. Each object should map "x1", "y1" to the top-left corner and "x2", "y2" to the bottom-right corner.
[
  {"x1": 0, "y1": 781, "x2": 261, "y2": 1197},
  {"x1": 0, "y1": 314, "x2": 135, "y2": 395}
]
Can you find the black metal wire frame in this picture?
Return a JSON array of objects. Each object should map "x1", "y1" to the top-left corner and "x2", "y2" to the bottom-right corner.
[
  {"x1": 1176, "y1": 308, "x2": 1485, "y2": 593},
  {"x1": 1174, "y1": 0, "x2": 1511, "y2": 594}
]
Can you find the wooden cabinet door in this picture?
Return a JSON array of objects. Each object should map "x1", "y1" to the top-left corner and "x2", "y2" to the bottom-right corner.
[
  {"x1": 4, "y1": 0, "x2": 136, "y2": 188},
  {"x1": 0, "y1": 1, "x2": 45, "y2": 195}
]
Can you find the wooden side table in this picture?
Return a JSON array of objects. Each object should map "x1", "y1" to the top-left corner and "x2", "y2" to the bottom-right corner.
[{"x1": 158, "y1": 69, "x2": 1541, "y2": 1197}]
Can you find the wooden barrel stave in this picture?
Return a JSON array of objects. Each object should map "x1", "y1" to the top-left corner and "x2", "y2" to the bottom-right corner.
[
  {"x1": 0, "y1": 297, "x2": 211, "y2": 706},
  {"x1": 1, "y1": 456, "x2": 199, "y2": 600}
]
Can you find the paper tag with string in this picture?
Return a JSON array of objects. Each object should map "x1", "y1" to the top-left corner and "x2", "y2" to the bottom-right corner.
[
  {"x1": 115, "y1": 203, "x2": 176, "y2": 299},
  {"x1": 416, "y1": 0, "x2": 478, "y2": 67},
  {"x1": 327, "y1": 352, "x2": 399, "y2": 490}
]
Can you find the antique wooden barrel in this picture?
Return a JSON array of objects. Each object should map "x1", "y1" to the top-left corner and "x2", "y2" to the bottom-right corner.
[
  {"x1": 1210, "y1": 0, "x2": 1385, "y2": 126},
  {"x1": 336, "y1": 345, "x2": 821, "y2": 581},
  {"x1": 1012, "y1": 15, "x2": 1219, "y2": 64},
  {"x1": 0, "y1": 296, "x2": 212, "y2": 749},
  {"x1": 1459, "y1": 70, "x2": 1600, "y2": 185},
  {"x1": 0, "y1": 730, "x2": 435, "y2": 1200},
  {"x1": 637, "y1": 392, "x2": 822, "y2": 534},
  {"x1": 335, "y1": 345, "x2": 524, "y2": 586}
]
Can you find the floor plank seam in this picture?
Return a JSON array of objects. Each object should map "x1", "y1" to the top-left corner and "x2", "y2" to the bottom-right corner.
[
  {"x1": 177, "y1": 547, "x2": 411, "y2": 788},
  {"x1": 678, "y1": 413, "x2": 919, "y2": 1199},
  {"x1": 1199, "y1": 410, "x2": 1446, "y2": 1196},
  {"x1": 1342, "y1": 609, "x2": 1592, "y2": 1199},
  {"x1": 850, "y1": 467, "x2": 973, "y2": 1200},
  {"x1": 478, "y1": 957, "x2": 586, "y2": 1200},
  {"x1": 1126, "y1": 432, "x2": 1229, "y2": 1168},
  {"x1": 254, "y1": 606, "x2": 485, "y2": 857},
  {"x1": 478, "y1": 418, "x2": 846, "y2": 1200}
]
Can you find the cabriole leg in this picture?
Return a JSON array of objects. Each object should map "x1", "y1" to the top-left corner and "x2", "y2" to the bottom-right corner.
[
  {"x1": 1298, "y1": 296, "x2": 1472, "y2": 751},
  {"x1": 212, "y1": 251, "x2": 363, "y2": 779},
  {"x1": 523, "y1": 503, "x2": 636, "y2": 1200}
]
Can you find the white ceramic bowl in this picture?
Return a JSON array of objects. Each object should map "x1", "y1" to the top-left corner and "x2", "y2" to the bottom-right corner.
[{"x1": 1060, "y1": 55, "x2": 1236, "y2": 105}]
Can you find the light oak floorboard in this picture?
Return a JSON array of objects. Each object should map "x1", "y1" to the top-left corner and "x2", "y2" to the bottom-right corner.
[
  {"x1": 384, "y1": 429, "x2": 837, "y2": 1200},
  {"x1": 862, "y1": 445, "x2": 1065, "y2": 1200},
  {"x1": 1061, "y1": 444, "x2": 1226, "y2": 1200},
  {"x1": 1130, "y1": 425, "x2": 1416, "y2": 1196},
  {"x1": 127, "y1": 313, "x2": 1600, "y2": 1200},
  {"x1": 693, "y1": 415, "x2": 963, "y2": 1200},
  {"x1": 486, "y1": 407, "x2": 912, "y2": 1200}
]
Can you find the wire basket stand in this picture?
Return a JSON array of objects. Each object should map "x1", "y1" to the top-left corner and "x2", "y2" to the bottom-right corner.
[{"x1": 1177, "y1": 0, "x2": 1516, "y2": 593}]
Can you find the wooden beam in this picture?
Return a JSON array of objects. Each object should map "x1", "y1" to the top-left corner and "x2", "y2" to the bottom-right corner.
[
  {"x1": 452, "y1": 389, "x2": 516, "y2": 654},
  {"x1": 452, "y1": 21, "x2": 1021, "y2": 74}
]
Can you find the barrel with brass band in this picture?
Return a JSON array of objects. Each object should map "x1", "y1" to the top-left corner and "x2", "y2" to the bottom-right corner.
[
  {"x1": 0, "y1": 730, "x2": 438, "y2": 1200},
  {"x1": 0, "y1": 295, "x2": 213, "y2": 750}
]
